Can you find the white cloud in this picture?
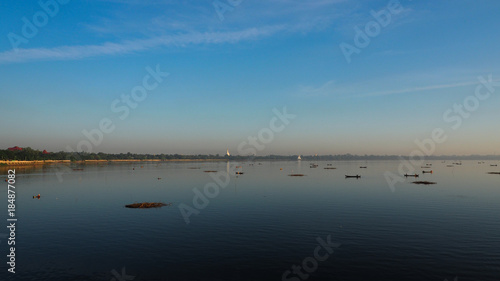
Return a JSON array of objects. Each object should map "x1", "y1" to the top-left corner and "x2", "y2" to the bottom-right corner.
[{"x1": 0, "y1": 25, "x2": 285, "y2": 64}]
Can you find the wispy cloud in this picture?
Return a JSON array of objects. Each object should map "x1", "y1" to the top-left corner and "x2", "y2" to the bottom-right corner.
[
  {"x1": 298, "y1": 80, "x2": 336, "y2": 97},
  {"x1": 298, "y1": 75, "x2": 496, "y2": 99},
  {"x1": 0, "y1": 26, "x2": 285, "y2": 64},
  {"x1": 357, "y1": 81, "x2": 480, "y2": 97}
]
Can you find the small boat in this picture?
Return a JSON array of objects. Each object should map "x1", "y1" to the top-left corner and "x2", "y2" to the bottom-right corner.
[
  {"x1": 235, "y1": 172, "x2": 244, "y2": 175},
  {"x1": 297, "y1": 155, "x2": 302, "y2": 161},
  {"x1": 345, "y1": 175, "x2": 361, "y2": 179},
  {"x1": 33, "y1": 194, "x2": 41, "y2": 199},
  {"x1": 310, "y1": 164, "x2": 318, "y2": 168},
  {"x1": 359, "y1": 166, "x2": 367, "y2": 169},
  {"x1": 404, "y1": 174, "x2": 419, "y2": 178},
  {"x1": 422, "y1": 170, "x2": 433, "y2": 174},
  {"x1": 491, "y1": 164, "x2": 498, "y2": 167}
]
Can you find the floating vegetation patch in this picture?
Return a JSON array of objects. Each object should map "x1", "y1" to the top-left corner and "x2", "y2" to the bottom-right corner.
[
  {"x1": 412, "y1": 181, "x2": 436, "y2": 185},
  {"x1": 125, "y1": 202, "x2": 171, "y2": 209}
]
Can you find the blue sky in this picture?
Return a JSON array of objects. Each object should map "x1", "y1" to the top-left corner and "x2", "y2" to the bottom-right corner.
[{"x1": 1, "y1": 0, "x2": 499, "y2": 155}]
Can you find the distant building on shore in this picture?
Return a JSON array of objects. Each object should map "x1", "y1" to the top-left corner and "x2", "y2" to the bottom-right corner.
[{"x1": 8, "y1": 146, "x2": 23, "y2": 151}]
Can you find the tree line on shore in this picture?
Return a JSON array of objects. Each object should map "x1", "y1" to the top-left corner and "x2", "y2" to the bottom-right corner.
[{"x1": 1, "y1": 148, "x2": 499, "y2": 162}]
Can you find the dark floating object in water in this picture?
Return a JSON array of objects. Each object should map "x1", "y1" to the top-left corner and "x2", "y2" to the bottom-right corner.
[
  {"x1": 289, "y1": 174, "x2": 305, "y2": 177},
  {"x1": 324, "y1": 167, "x2": 337, "y2": 170},
  {"x1": 73, "y1": 168, "x2": 84, "y2": 171},
  {"x1": 426, "y1": 163, "x2": 432, "y2": 166},
  {"x1": 359, "y1": 166, "x2": 367, "y2": 169},
  {"x1": 404, "y1": 174, "x2": 419, "y2": 177},
  {"x1": 157, "y1": 177, "x2": 162, "y2": 180},
  {"x1": 412, "y1": 181, "x2": 436, "y2": 185},
  {"x1": 188, "y1": 167, "x2": 200, "y2": 169},
  {"x1": 327, "y1": 164, "x2": 333, "y2": 166},
  {"x1": 310, "y1": 164, "x2": 318, "y2": 168},
  {"x1": 422, "y1": 170, "x2": 433, "y2": 174},
  {"x1": 446, "y1": 165, "x2": 454, "y2": 167},
  {"x1": 203, "y1": 170, "x2": 217, "y2": 173},
  {"x1": 491, "y1": 164, "x2": 498, "y2": 167},
  {"x1": 125, "y1": 202, "x2": 171, "y2": 209},
  {"x1": 487, "y1": 172, "x2": 500, "y2": 175},
  {"x1": 235, "y1": 172, "x2": 244, "y2": 175},
  {"x1": 33, "y1": 194, "x2": 41, "y2": 199},
  {"x1": 345, "y1": 175, "x2": 361, "y2": 179}
]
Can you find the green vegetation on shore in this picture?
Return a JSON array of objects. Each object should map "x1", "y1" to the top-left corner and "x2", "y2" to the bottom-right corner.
[{"x1": 1, "y1": 148, "x2": 500, "y2": 162}]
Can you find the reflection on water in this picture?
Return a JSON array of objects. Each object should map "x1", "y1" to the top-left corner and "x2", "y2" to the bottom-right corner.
[{"x1": 1, "y1": 160, "x2": 500, "y2": 281}]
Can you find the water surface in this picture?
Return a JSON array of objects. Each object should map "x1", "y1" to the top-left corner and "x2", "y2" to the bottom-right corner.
[{"x1": 1, "y1": 160, "x2": 499, "y2": 281}]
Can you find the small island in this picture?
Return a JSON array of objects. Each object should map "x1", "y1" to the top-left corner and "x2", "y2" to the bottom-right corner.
[{"x1": 125, "y1": 202, "x2": 171, "y2": 209}]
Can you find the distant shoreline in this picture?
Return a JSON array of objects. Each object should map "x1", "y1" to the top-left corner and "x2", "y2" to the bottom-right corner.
[{"x1": 1, "y1": 157, "x2": 499, "y2": 167}]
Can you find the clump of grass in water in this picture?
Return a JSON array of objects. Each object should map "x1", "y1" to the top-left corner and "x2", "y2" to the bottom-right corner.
[{"x1": 125, "y1": 202, "x2": 171, "y2": 209}]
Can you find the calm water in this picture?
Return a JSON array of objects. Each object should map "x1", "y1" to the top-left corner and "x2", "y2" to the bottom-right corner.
[{"x1": 1, "y1": 160, "x2": 499, "y2": 281}]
